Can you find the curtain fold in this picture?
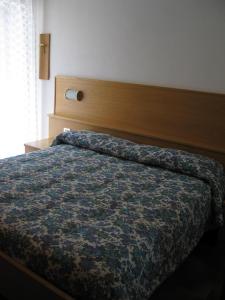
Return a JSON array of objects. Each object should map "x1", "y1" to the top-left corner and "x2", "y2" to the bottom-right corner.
[{"x1": 0, "y1": 0, "x2": 39, "y2": 158}]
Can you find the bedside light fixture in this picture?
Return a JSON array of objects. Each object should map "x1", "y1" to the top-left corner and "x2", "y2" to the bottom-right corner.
[{"x1": 65, "y1": 89, "x2": 83, "y2": 101}]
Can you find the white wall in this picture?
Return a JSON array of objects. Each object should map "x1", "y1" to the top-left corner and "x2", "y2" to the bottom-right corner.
[{"x1": 42, "y1": 0, "x2": 225, "y2": 137}]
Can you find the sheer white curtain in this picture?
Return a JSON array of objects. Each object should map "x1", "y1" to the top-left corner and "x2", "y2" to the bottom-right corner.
[{"x1": 0, "y1": 0, "x2": 39, "y2": 158}]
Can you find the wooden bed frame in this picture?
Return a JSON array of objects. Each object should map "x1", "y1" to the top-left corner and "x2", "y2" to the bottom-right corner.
[
  {"x1": 49, "y1": 76, "x2": 225, "y2": 166},
  {"x1": 1, "y1": 76, "x2": 225, "y2": 300}
]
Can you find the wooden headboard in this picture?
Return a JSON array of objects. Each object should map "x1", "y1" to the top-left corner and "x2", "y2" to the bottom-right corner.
[{"x1": 49, "y1": 76, "x2": 225, "y2": 166}]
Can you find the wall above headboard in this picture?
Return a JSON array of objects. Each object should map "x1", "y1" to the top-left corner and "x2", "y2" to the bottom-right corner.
[
  {"x1": 49, "y1": 76, "x2": 225, "y2": 166},
  {"x1": 42, "y1": 1, "x2": 225, "y2": 138}
]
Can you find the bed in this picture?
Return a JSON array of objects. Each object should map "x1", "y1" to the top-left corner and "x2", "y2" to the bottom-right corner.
[{"x1": 0, "y1": 76, "x2": 225, "y2": 300}]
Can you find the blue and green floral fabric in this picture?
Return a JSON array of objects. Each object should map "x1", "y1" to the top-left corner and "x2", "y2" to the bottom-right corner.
[{"x1": 0, "y1": 130, "x2": 224, "y2": 300}]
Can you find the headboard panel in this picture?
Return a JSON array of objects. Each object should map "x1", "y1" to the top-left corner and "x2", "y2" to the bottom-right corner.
[{"x1": 50, "y1": 75, "x2": 225, "y2": 166}]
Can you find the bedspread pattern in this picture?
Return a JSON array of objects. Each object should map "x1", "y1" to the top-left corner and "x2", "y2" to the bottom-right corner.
[
  {"x1": 54, "y1": 130, "x2": 225, "y2": 226},
  {"x1": 0, "y1": 130, "x2": 224, "y2": 300}
]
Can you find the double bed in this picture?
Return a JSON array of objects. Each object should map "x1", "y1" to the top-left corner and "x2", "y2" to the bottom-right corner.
[{"x1": 0, "y1": 76, "x2": 225, "y2": 299}]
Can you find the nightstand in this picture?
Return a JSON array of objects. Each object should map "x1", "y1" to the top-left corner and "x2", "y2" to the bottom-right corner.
[{"x1": 24, "y1": 138, "x2": 54, "y2": 153}]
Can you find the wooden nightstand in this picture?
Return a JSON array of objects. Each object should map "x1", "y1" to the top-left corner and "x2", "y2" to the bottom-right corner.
[{"x1": 24, "y1": 138, "x2": 54, "y2": 153}]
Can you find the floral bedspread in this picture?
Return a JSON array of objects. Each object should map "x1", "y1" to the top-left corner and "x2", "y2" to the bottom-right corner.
[{"x1": 0, "y1": 130, "x2": 224, "y2": 299}]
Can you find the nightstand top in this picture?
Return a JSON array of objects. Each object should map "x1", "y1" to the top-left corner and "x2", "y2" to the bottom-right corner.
[{"x1": 24, "y1": 137, "x2": 54, "y2": 153}]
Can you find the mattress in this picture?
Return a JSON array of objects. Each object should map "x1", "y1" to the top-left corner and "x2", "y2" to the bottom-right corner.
[{"x1": 0, "y1": 131, "x2": 224, "y2": 300}]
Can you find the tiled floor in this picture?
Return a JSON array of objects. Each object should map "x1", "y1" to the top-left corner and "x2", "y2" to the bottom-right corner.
[{"x1": 0, "y1": 228, "x2": 224, "y2": 300}]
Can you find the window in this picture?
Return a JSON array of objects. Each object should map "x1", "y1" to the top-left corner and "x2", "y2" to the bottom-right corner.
[{"x1": 0, "y1": 0, "x2": 40, "y2": 158}]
